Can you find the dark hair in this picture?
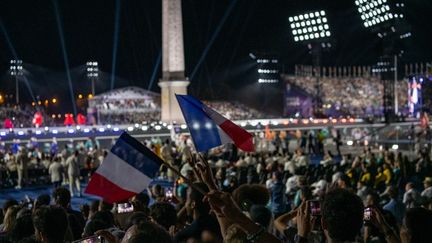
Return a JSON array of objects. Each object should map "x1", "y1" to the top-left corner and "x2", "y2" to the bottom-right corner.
[
  {"x1": 9, "y1": 214, "x2": 35, "y2": 242},
  {"x1": 99, "y1": 200, "x2": 114, "y2": 212},
  {"x1": 405, "y1": 207, "x2": 432, "y2": 243},
  {"x1": 232, "y1": 184, "x2": 270, "y2": 211},
  {"x1": 126, "y1": 211, "x2": 149, "y2": 229},
  {"x1": 52, "y1": 187, "x2": 71, "y2": 208},
  {"x1": 3, "y1": 199, "x2": 18, "y2": 214},
  {"x1": 188, "y1": 182, "x2": 210, "y2": 215},
  {"x1": 133, "y1": 193, "x2": 150, "y2": 207},
  {"x1": 321, "y1": 189, "x2": 363, "y2": 242},
  {"x1": 387, "y1": 186, "x2": 399, "y2": 199},
  {"x1": 91, "y1": 210, "x2": 115, "y2": 226},
  {"x1": 35, "y1": 194, "x2": 51, "y2": 209},
  {"x1": 83, "y1": 219, "x2": 110, "y2": 237},
  {"x1": 90, "y1": 200, "x2": 99, "y2": 212},
  {"x1": 249, "y1": 205, "x2": 272, "y2": 229},
  {"x1": 132, "y1": 221, "x2": 173, "y2": 243},
  {"x1": 150, "y1": 202, "x2": 177, "y2": 230},
  {"x1": 33, "y1": 206, "x2": 69, "y2": 243}
]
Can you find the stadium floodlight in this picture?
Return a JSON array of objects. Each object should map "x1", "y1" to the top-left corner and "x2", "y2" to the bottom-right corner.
[
  {"x1": 355, "y1": 0, "x2": 403, "y2": 28},
  {"x1": 10, "y1": 59, "x2": 23, "y2": 104},
  {"x1": 289, "y1": 10, "x2": 331, "y2": 42},
  {"x1": 86, "y1": 61, "x2": 99, "y2": 96}
]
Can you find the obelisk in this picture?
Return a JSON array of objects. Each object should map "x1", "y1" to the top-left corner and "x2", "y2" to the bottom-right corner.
[{"x1": 159, "y1": 0, "x2": 189, "y2": 123}]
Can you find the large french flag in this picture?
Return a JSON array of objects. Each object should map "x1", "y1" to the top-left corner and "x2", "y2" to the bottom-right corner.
[
  {"x1": 85, "y1": 132, "x2": 162, "y2": 203},
  {"x1": 176, "y1": 94, "x2": 255, "y2": 152}
]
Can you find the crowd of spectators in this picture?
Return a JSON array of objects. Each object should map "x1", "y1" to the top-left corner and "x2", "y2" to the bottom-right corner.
[
  {"x1": 0, "y1": 129, "x2": 432, "y2": 243},
  {"x1": 284, "y1": 76, "x2": 408, "y2": 117},
  {"x1": 204, "y1": 101, "x2": 269, "y2": 120},
  {"x1": 0, "y1": 105, "x2": 57, "y2": 129}
]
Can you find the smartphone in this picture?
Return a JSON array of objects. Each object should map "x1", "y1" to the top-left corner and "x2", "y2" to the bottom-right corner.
[
  {"x1": 308, "y1": 200, "x2": 321, "y2": 216},
  {"x1": 73, "y1": 235, "x2": 101, "y2": 243},
  {"x1": 165, "y1": 188, "x2": 173, "y2": 199},
  {"x1": 117, "y1": 203, "x2": 134, "y2": 214},
  {"x1": 363, "y1": 207, "x2": 372, "y2": 222}
]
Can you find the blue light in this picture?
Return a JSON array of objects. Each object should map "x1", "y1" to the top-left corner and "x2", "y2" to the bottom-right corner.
[
  {"x1": 52, "y1": 130, "x2": 58, "y2": 134},
  {"x1": 35, "y1": 130, "x2": 42, "y2": 135},
  {"x1": 18, "y1": 131, "x2": 25, "y2": 136},
  {"x1": 68, "y1": 129, "x2": 75, "y2": 134},
  {"x1": 98, "y1": 128, "x2": 105, "y2": 132},
  {"x1": 113, "y1": 127, "x2": 120, "y2": 132},
  {"x1": 83, "y1": 128, "x2": 90, "y2": 133},
  {"x1": 0, "y1": 132, "x2": 6, "y2": 136}
]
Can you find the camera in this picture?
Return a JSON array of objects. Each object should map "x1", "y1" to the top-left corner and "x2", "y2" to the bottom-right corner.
[
  {"x1": 363, "y1": 207, "x2": 372, "y2": 222},
  {"x1": 308, "y1": 200, "x2": 321, "y2": 216}
]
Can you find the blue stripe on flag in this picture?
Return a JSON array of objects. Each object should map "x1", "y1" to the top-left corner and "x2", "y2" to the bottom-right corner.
[
  {"x1": 176, "y1": 95, "x2": 222, "y2": 152},
  {"x1": 110, "y1": 132, "x2": 162, "y2": 178}
]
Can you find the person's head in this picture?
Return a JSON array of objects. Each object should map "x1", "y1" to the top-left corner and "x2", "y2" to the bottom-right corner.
[
  {"x1": 52, "y1": 187, "x2": 71, "y2": 208},
  {"x1": 34, "y1": 194, "x2": 51, "y2": 212},
  {"x1": 272, "y1": 171, "x2": 283, "y2": 182},
  {"x1": 365, "y1": 191, "x2": 379, "y2": 207},
  {"x1": 9, "y1": 213, "x2": 35, "y2": 242},
  {"x1": 321, "y1": 189, "x2": 363, "y2": 242},
  {"x1": 249, "y1": 205, "x2": 272, "y2": 230},
  {"x1": 337, "y1": 174, "x2": 351, "y2": 189},
  {"x1": 33, "y1": 206, "x2": 68, "y2": 243},
  {"x1": 90, "y1": 200, "x2": 99, "y2": 215},
  {"x1": 151, "y1": 184, "x2": 164, "y2": 199},
  {"x1": 83, "y1": 219, "x2": 111, "y2": 237},
  {"x1": 3, "y1": 205, "x2": 20, "y2": 232},
  {"x1": 300, "y1": 186, "x2": 313, "y2": 202},
  {"x1": 99, "y1": 200, "x2": 114, "y2": 212},
  {"x1": 80, "y1": 204, "x2": 90, "y2": 220},
  {"x1": 131, "y1": 193, "x2": 150, "y2": 212},
  {"x1": 387, "y1": 185, "x2": 399, "y2": 199},
  {"x1": 405, "y1": 182, "x2": 415, "y2": 192},
  {"x1": 150, "y1": 202, "x2": 177, "y2": 230},
  {"x1": 3, "y1": 199, "x2": 18, "y2": 215},
  {"x1": 186, "y1": 182, "x2": 210, "y2": 218},
  {"x1": 424, "y1": 177, "x2": 432, "y2": 188},
  {"x1": 126, "y1": 211, "x2": 149, "y2": 229},
  {"x1": 402, "y1": 207, "x2": 432, "y2": 243},
  {"x1": 122, "y1": 221, "x2": 172, "y2": 243},
  {"x1": 232, "y1": 184, "x2": 270, "y2": 212}
]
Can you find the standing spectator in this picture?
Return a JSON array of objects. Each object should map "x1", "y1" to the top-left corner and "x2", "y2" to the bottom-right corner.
[
  {"x1": 403, "y1": 182, "x2": 422, "y2": 209},
  {"x1": 48, "y1": 157, "x2": 63, "y2": 188},
  {"x1": 383, "y1": 186, "x2": 405, "y2": 225},
  {"x1": 15, "y1": 147, "x2": 29, "y2": 189},
  {"x1": 65, "y1": 151, "x2": 81, "y2": 197},
  {"x1": 269, "y1": 171, "x2": 287, "y2": 218}
]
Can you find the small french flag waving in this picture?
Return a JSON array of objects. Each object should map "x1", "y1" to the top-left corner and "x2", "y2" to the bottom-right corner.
[{"x1": 176, "y1": 94, "x2": 255, "y2": 152}]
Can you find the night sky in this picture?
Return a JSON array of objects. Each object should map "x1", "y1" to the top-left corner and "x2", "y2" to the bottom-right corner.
[{"x1": 0, "y1": 0, "x2": 431, "y2": 113}]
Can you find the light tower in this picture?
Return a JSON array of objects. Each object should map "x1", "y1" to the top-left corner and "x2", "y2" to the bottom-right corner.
[
  {"x1": 9, "y1": 60, "x2": 23, "y2": 104},
  {"x1": 159, "y1": 0, "x2": 189, "y2": 123},
  {"x1": 86, "y1": 61, "x2": 99, "y2": 96}
]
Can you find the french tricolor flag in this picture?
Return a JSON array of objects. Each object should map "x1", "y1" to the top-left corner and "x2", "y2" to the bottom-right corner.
[
  {"x1": 176, "y1": 94, "x2": 255, "y2": 152},
  {"x1": 85, "y1": 132, "x2": 162, "y2": 203}
]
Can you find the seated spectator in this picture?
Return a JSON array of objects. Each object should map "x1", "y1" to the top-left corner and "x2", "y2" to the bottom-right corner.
[{"x1": 403, "y1": 182, "x2": 422, "y2": 209}]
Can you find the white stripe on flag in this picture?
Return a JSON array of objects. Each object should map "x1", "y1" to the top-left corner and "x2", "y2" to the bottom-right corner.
[{"x1": 96, "y1": 151, "x2": 152, "y2": 193}]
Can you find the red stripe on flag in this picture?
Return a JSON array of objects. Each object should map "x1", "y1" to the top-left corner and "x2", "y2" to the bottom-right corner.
[
  {"x1": 219, "y1": 120, "x2": 255, "y2": 152},
  {"x1": 84, "y1": 173, "x2": 137, "y2": 203}
]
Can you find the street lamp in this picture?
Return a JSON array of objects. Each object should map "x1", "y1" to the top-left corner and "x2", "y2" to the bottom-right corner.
[
  {"x1": 86, "y1": 61, "x2": 99, "y2": 96},
  {"x1": 10, "y1": 60, "x2": 23, "y2": 104}
]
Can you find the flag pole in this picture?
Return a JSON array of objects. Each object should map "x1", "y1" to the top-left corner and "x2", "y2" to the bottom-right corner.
[{"x1": 159, "y1": 159, "x2": 207, "y2": 195}]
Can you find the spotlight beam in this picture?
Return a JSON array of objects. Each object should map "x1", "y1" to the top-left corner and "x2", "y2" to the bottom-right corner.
[
  {"x1": 190, "y1": 0, "x2": 238, "y2": 81},
  {"x1": 52, "y1": 0, "x2": 77, "y2": 117},
  {"x1": 0, "y1": 19, "x2": 36, "y2": 103},
  {"x1": 147, "y1": 50, "x2": 162, "y2": 91},
  {"x1": 110, "y1": 0, "x2": 122, "y2": 90}
]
